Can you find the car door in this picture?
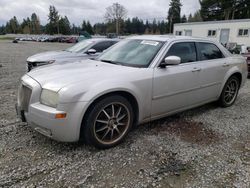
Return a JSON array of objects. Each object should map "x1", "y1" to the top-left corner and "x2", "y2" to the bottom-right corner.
[
  {"x1": 195, "y1": 42, "x2": 228, "y2": 101},
  {"x1": 151, "y1": 42, "x2": 202, "y2": 118}
]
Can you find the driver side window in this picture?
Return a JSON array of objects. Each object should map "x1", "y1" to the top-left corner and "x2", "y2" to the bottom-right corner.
[
  {"x1": 92, "y1": 41, "x2": 114, "y2": 53},
  {"x1": 165, "y1": 42, "x2": 197, "y2": 63}
]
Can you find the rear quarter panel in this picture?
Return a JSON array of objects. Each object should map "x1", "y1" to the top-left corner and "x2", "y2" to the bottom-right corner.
[{"x1": 220, "y1": 55, "x2": 248, "y2": 94}]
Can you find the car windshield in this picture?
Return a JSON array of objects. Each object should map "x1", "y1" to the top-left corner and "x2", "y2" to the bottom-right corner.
[
  {"x1": 65, "y1": 40, "x2": 94, "y2": 53},
  {"x1": 98, "y1": 39, "x2": 163, "y2": 67}
]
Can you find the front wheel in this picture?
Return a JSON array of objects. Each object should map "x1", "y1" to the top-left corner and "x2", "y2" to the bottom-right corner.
[
  {"x1": 219, "y1": 76, "x2": 240, "y2": 107},
  {"x1": 82, "y1": 95, "x2": 134, "y2": 149}
]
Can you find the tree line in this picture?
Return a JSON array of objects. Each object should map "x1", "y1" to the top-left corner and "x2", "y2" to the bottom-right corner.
[{"x1": 0, "y1": 0, "x2": 249, "y2": 35}]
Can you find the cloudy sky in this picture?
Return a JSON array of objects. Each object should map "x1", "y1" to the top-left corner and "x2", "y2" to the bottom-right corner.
[{"x1": 0, "y1": 0, "x2": 200, "y2": 25}]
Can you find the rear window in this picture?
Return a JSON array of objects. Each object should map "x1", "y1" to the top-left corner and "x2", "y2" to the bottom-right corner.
[{"x1": 197, "y1": 42, "x2": 224, "y2": 61}]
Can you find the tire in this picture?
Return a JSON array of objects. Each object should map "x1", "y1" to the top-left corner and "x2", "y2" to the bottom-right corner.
[
  {"x1": 82, "y1": 95, "x2": 134, "y2": 149},
  {"x1": 219, "y1": 76, "x2": 240, "y2": 107}
]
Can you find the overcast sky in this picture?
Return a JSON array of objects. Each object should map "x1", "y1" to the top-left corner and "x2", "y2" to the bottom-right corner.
[{"x1": 0, "y1": 0, "x2": 200, "y2": 25}]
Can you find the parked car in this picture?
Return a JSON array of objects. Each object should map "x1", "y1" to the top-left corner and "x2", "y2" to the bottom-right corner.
[
  {"x1": 242, "y1": 52, "x2": 250, "y2": 77},
  {"x1": 17, "y1": 35, "x2": 248, "y2": 149},
  {"x1": 64, "y1": 37, "x2": 77, "y2": 43},
  {"x1": 107, "y1": 33, "x2": 118, "y2": 38},
  {"x1": 26, "y1": 38, "x2": 119, "y2": 71},
  {"x1": 39, "y1": 36, "x2": 49, "y2": 42},
  {"x1": 58, "y1": 37, "x2": 67, "y2": 43},
  {"x1": 77, "y1": 31, "x2": 92, "y2": 42},
  {"x1": 47, "y1": 36, "x2": 60, "y2": 42}
]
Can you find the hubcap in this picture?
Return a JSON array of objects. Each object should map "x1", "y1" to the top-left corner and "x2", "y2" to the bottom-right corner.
[
  {"x1": 224, "y1": 79, "x2": 238, "y2": 105},
  {"x1": 94, "y1": 102, "x2": 130, "y2": 145}
]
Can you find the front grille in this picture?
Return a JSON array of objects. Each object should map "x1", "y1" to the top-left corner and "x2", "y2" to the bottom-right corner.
[
  {"x1": 27, "y1": 61, "x2": 37, "y2": 72},
  {"x1": 18, "y1": 83, "x2": 32, "y2": 112},
  {"x1": 27, "y1": 61, "x2": 51, "y2": 71}
]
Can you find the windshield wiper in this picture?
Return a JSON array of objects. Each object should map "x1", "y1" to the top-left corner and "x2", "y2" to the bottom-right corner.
[
  {"x1": 63, "y1": 49, "x2": 72, "y2": 53},
  {"x1": 100, "y1": 59, "x2": 122, "y2": 65}
]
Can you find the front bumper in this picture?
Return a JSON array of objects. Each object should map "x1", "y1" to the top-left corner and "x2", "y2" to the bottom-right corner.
[
  {"x1": 17, "y1": 102, "x2": 88, "y2": 142},
  {"x1": 17, "y1": 74, "x2": 88, "y2": 142}
]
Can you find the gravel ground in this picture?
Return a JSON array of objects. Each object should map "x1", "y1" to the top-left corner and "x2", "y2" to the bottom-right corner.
[{"x1": 0, "y1": 40, "x2": 249, "y2": 188}]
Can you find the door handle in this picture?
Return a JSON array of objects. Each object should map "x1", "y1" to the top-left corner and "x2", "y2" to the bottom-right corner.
[
  {"x1": 192, "y1": 67, "x2": 202, "y2": 72},
  {"x1": 222, "y1": 63, "x2": 230, "y2": 67}
]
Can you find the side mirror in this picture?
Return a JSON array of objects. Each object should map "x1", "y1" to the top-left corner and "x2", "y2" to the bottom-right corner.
[
  {"x1": 160, "y1": 56, "x2": 181, "y2": 68},
  {"x1": 86, "y1": 49, "x2": 97, "y2": 54}
]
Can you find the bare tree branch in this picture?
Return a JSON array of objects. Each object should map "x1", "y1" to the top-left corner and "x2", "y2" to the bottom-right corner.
[{"x1": 104, "y1": 3, "x2": 127, "y2": 34}]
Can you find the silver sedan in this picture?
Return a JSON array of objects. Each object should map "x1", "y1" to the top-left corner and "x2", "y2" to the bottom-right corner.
[
  {"x1": 26, "y1": 38, "x2": 119, "y2": 71},
  {"x1": 17, "y1": 35, "x2": 248, "y2": 148}
]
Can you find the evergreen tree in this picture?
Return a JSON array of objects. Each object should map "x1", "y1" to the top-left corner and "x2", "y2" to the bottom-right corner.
[
  {"x1": 188, "y1": 14, "x2": 193, "y2": 22},
  {"x1": 6, "y1": 16, "x2": 19, "y2": 33},
  {"x1": 200, "y1": 0, "x2": 249, "y2": 21},
  {"x1": 59, "y1": 16, "x2": 71, "y2": 35},
  {"x1": 200, "y1": 0, "x2": 223, "y2": 21},
  {"x1": 47, "y1": 5, "x2": 60, "y2": 34},
  {"x1": 86, "y1": 21, "x2": 94, "y2": 35},
  {"x1": 0, "y1": 25, "x2": 6, "y2": 34},
  {"x1": 81, "y1": 20, "x2": 87, "y2": 31},
  {"x1": 181, "y1": 15, "x2": 187, "y2": 23},
  {"x1": 93, "y1": 23, "x2": 107, "y2": 35},
  {"x1": 71, "y1": 24, "x2": 81, "y2": 35},
  {"x1": 228, "y1": 0, "x2": 250, "y2": 19},
  {"x1": 193, "y1": 11, "x2": 202, "y2": 22},
  {"x1": 124, "y1": 18, "x2": 131, "y2": 34},
  {"x1": 167, "y1": 0, "x2": 182, "y2": 33},
  {"x1": 31, "y1": 13, "x2": 40, "y2": 34},
  {"x1": 144, "y1": 20, "x2": 151, "y2": 34},
  {"x1": 21, "y1": 18, "x2": 31, "y2": 34},
  {"x1": 159, "y1": 21, "x2": 167, "y2": 34},
  {"x1": 152, "y1": 19, "x2": 157, "y2": 33},
  {"x1": 188, "y1": 11, "x2": 202, "y2": 22}
]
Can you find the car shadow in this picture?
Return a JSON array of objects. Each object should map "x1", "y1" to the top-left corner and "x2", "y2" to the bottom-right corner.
[{"x1": 134, "y1": 102, "x2": 222, "y2": 146}]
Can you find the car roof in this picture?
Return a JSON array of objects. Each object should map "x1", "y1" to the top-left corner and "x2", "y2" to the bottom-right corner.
[
  {"x1": 86, "y1": 38, "x2": 120, "y2": 43},
  {"x1": 127, "y1": 35, "x2": 215, "y2": 43}
]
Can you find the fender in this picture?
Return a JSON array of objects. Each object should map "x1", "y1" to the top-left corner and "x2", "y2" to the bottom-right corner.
[
  {"x1": 79, "y1": 80, "x2": 150, "y2": 123},
  {"x1": 219, "y1": 66, "x2": 242, "y2": 95}
]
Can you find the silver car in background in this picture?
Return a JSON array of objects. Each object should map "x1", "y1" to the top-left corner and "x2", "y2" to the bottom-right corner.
[
  {"x1": 17, "y1": 35, "x2": 248, "y2": 149},
  {"x1": 26, "y1": 38, "x2": 119, "y2": 71}
]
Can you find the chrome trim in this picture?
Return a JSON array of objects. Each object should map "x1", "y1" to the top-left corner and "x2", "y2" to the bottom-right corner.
[{"x1": 18, "y1": 82, "x2": 32, "y2": 112}]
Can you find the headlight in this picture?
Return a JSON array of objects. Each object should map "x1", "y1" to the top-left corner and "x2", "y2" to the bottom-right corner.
[
  {"x1": 40, "y1": 89, "x2": 59, "y2": 108},
  {"x1": 47, "y1": 60, "x2": 55, "y2": 64},
  {"x1": 38, "y1": 60, "x2": 55, "y2": 66}
]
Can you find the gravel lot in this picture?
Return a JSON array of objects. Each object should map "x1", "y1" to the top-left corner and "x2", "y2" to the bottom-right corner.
[{"x1": 0, "y1": 40, "x2": 249, "y2": 188}]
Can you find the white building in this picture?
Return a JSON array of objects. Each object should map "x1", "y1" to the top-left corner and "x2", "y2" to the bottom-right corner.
[{"x1": 174, "y1": 19, "x2": 250, "y2": 46}]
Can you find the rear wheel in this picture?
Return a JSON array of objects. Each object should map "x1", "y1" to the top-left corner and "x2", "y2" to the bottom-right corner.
[
  {"x1": 219, "y1": 76, "x2": 240, "y2": 107},
  {"x1": 83, "y1": 95, "x2": 134, "y2": 149}
]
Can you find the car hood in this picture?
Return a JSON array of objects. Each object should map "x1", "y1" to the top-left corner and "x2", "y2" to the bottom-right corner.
[
  {"x1": 27, "y1": 51, "x2": 89, "y2": 62},
  {"x1": 27, "y1": 59, "x2": 139, "y2": 91}
]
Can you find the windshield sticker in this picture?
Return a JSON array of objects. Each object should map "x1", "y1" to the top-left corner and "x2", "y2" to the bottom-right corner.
[{"x1": 141, "y1": 40, "x2": 159, "y2": 46}]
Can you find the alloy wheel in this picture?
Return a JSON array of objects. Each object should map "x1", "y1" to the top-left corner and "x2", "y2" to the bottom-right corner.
[
  {"x1": 93, "y1": 102, "x2": 130, "y2": 145},
  {"x1": 224, "y1": 78, "x2": 239, "y2": 105}
]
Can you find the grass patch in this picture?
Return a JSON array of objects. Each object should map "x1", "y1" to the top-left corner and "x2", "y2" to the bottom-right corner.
[{"x1": 0, "y1": 36, "x2": 15, "y2": 40}]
